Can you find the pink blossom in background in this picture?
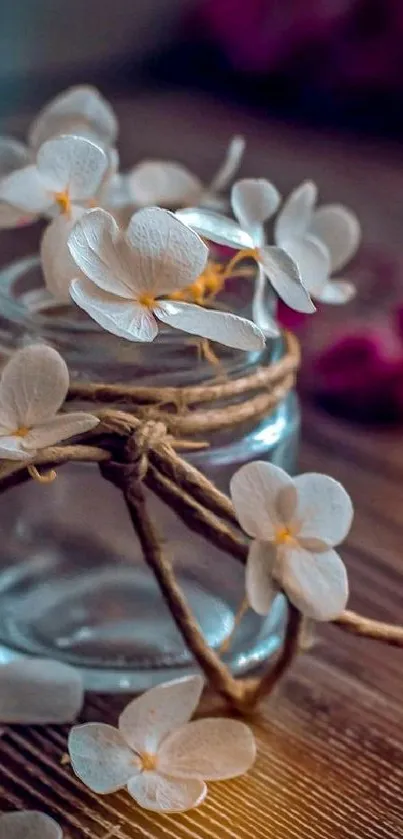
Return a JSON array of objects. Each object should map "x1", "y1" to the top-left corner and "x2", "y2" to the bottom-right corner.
[
  {"x1": 194, "y1": 0, "x2": 403, "y2": 92},
  {"x1": 307, "y1": 313, "x2": 403, "y2": 422},
  {"x1": 195, "y1": 0, "x2": 358, "y2": 73}
]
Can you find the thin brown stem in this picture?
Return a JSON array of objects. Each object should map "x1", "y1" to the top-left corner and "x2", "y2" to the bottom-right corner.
[
  {"x1": 146, "y1": 462, "x2": 248, "y2": 563},
  {"x1": 219, "y1": 596, "x2": 249, "y2": 654},
  {"x1": 122, "y1": 479, "x2": 246, "y2": 707},
  {"x1": 333, "y1": 610, "x2": 403, "y2": 647},
  {"x1": 150, "y1": 444, "x2": 239, "y2": 527},
  {"x1": 243, "y1": 604, "x2": 303, "y2": 706}
]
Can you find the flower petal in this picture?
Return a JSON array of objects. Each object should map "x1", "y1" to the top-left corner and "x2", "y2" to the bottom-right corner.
[
  {"x1": 230, "y1": 461, "x2": 293, "y2": 539},
  {"x1": 310, "y1": 204, "x2": 361, "y2": 272},
  {"x1": 119, "y1": 675, "x2": 204, "y2": 754},
  {"x1": 0, "y1": 344, "x2": 69, "y2": 428},
  {"x1": 231, "y1": 178, "x2": 280, "y2": 236},
  {"x1": 70, "y1": 278, "x2": 158, "y2": 341},
  {"x1": 0, "y1": 658, "x2": 83, "y2": 723},
  {"x1": 208, "y1": 134, "x2": 245, "y2": 194},
  {"x1": 158, "y1": 717, "x2": 256, "y2": 780},
  {"x1": 22, "y1": 412, "x2": 99, "y2": 451},
  {"x1": 0, "y1": 811, "x2": 62, "y2": 839},
  {"x1": 246, "y1": 539, "x2": 280, "y2": 615},
  {"x1": 41, "y1": 209, "x2": 85, "y2": 302},
  {"x1": 175, "y1": 207, "x2": 253, "y2": 249},
  {"x1": 68, "y1": 208, "x2": 133, "y2": 296},
  {"x1": 292, "y1": 473, "x2": 354, "y2": 547},
  {"x1": 29, "y1": 85, "x2": 118, "y2": 150},
  {"x1": 0, "y1": 165, "x2": 50, "y2": 214},
  {"x1": 37, "y1": 135, "x2": 108, "y2": 201},
  {"x1": 251, "y1": 265, "x2": 280, "y2": 338},
  {"x1": 125, "y1": 207, "x2": 208, "y2": 295},
  {"x1": 315, "y1": 279, "x2": 356, "y2": 305},
  {"x1": 258, "y1": 245, "x2": 315, "y2": 313},
  {"x1": 127, "y1": 772, "x2": 207, "y2": 813},
  {"x1": 129, "y1": 161, "x2": 202, "y2": 208},
  {"x1": 68, "y1": 723, "x2": 138, "y2": 794},
  {"x1": 275, "y1": 180, "x2": 317, "y2": 242},
  {"x1": 0, "y1": 436, "x2": 33, "y2": 461},
  {"x1": 280, "y1": 545, "x2": 349, "y2": 620},
  {"x1": 155, "y1": 300, "x2": 265, "y2": 350},
  {"x1": 0, "y1": 136, "x2": 31, "y2": 177},
  {"x1": 279, "y1": 235, "x2": 330, "y2": 297}
]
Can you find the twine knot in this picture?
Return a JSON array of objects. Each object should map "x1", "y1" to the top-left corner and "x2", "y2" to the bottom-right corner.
[{"x1": 126, "y1": 419, "x2": 168, "y2": 481}]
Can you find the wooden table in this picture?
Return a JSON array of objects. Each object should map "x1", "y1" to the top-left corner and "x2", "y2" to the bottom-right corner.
[{"x1": 1, "y1": 90, "x2": 403, "y2": 838}]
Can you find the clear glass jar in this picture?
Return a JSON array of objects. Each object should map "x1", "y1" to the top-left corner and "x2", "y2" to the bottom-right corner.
[{"x1": 0, "y1": 257, "x2": 299, "y2": 690}]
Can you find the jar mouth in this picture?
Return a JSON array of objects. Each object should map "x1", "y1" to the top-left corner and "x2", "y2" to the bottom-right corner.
[{"x1": 0, "y1": 255, "x2": 280, "y2": 384}]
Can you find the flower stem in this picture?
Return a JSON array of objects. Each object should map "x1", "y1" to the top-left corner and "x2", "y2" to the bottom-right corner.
[
  {"x1": 222, "y1": 248, "x2": 257, "y2": 280},
  {"x1": 220, "y1": 596, "x2": 249, "y2": 654}
]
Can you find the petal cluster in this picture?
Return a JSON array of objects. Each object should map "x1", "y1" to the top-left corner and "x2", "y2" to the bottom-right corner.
[
  {"x1": 231, "y1": 461, "x2": 353, "y2": 620},
  {"x1": 0, "y1": 344, "x2": 99, "y2": 461},
  {"x1": 69, "y1": 675, "x2": 256, "y2": 813},
  {"x1": 128, "y1": 135, "x2": 245, "y2": 211},
  {"x1": 176, "y1": 177, "x2": 315, "y2": 328},
  {"x1": 275, "y1": 181, "x2": 361, "y2": 304},
  {"x1": 68, "y1": 207, "x2": 265, "y2": 350}
]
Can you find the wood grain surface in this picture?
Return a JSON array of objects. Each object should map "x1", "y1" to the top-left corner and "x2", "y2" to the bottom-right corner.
[{"x1": 1, "y1": 91, "x2": 403, "y2": 838}]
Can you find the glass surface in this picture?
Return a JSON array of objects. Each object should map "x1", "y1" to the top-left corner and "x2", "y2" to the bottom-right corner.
[{"x1": 0, "y1": 258, "x2": 299, "y2": 690}]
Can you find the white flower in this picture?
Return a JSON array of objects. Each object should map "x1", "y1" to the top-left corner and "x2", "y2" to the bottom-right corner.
[
  {"x1": 230, "y1": 461, "x2": 353, "y2": 621},
  {"x1": 0, "y1": 344, "x2": 99, "y2": 461},
  {"x1": 0, "y1": 658, "x2": 83, "y2": 723},
  {"x1": 0, "y1": 86, "x2": 117, "y2": 232},
  {"x1": 176, "y1": 178, "x2": 315, "y2": 323},
  {"x1": 0, "y1": 134, "x2": 109, "y2": 301},
  {"x1": 0, "y1": 811, "x2": 62, "y2": 839},
  {"x1": 68, "y1": 675, "x2": 256, "y2": 813},
  {"x1": 128, "y1": 135, "x2": 245, "y2": 210},
  {"x1": 274, "y1": 181, "x2": 361, "y2": 304},
  {"x1": 0, "y1": 137, "x2": 34, "y2": 228},
  {"x1": 27, "y1": 84, "x2": 118, "y2": 151},
  {"x1": 68, "y1": 206, "x2": 265, "y2": 350}
]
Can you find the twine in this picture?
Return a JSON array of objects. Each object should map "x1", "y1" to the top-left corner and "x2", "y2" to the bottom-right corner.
[
  {"x1": 0, "y1": 332, "x2": 401, "y2": 710},
  {"x1": 68, "y1": 331, "x2": 300, "y2": 437}
]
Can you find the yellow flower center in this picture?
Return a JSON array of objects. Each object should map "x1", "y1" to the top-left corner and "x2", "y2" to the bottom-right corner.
[
  {"x1": 54, "y1": 190, "x2": 71, "y2": 215},
  {"x1": 140, "y1": 751, "x2": 157, "y2": 771},
  {"x1": 202, "y1": 262, "x2": 226, "y2": 296},
  {"x1": 275, "y1": 525, "x2": 295, "y2": 546},
  {"x1": 14, "y1": 425, "x2": 30, "y2": 438},
  {"x1": 138, "y1": 293, "x2": 156, "y2": 308}
]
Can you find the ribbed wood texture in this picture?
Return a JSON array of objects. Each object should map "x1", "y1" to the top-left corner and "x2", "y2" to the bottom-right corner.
[{"x1": 1, "y1": 91, "x2": 403, "y2": 838}]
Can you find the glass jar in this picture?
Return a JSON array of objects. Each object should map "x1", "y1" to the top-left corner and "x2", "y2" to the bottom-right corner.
[{"x1": 0, "y1": 257, "x2": 299, "y2": 691}]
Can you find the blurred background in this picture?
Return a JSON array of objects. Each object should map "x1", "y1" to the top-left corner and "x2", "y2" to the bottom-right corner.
[{"x1": 2, "y1": 0, "x2": 403, "y2": 423}]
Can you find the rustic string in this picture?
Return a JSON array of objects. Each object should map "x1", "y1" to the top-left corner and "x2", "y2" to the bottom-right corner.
[{"x1": 0, "y1": 339, "x2": 402, "y2": 709}]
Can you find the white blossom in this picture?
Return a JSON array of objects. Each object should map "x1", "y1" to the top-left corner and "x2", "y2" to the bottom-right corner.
[
  {"x1": 0, "y1": 658, "x2": 83, "y2": 723},
  {"x1": 69, "y1": 675, "x2": 256, "y2": 813},
  {"x1": 274, "y1": 181, "x2": 361, "y2": 304},
  {"x1": 128, "y1": 135, "x2": 245, "y2": 210},
  {"x1": 68, "y1": 206, "x2": 265, "y2": 350},
  {"x1": 176, "y1": 178, "x2": 315, "y2": 321},
  {"x1": 0, "y1": 811, "x2": 62, "y2": 839},
  {"x1": 0, "y1": 134, "x2": 110, "y2": 301},
  {"x1": 0, "y1": 86, "x2": 117, "y2": 232},
  {"x1": 230, "y1": 461, "x2": 353, "y2": 621},
  {"x1": 27, "y1": 84, "x2": 118, "y2": 151},
  {"x1": 0, "y1": 344, "x2": 99, "y2": 461},
  {"x1": 0, "y1": 137, "x2": 34, "y2": 228}
]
